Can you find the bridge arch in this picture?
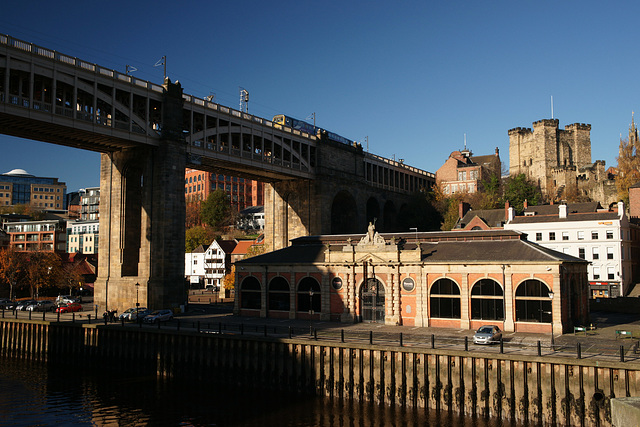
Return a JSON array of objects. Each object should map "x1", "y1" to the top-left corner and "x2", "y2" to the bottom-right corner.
[
  {"x1": 382, "y1": 201, "x2": 397, "y2": 232},
  {"x1": 331, "y1": 190, "x2": 358, "y2": 234},
  {"x1": 366, "y1": 197, "x2": 380, "y2": 227}
]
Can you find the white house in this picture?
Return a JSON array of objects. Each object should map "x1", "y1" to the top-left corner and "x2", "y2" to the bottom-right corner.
[
  {"x1": 504, "y1": 201, "x2": 640, "y2": 298},
  {"x1": 185, "y1": 240, "x2": 236, "y2": 290}
]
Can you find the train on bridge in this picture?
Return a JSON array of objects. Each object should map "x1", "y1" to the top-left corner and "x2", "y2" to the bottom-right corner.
[{"x1": 272, "y1": 114, "x2": 356, "y2": 146}]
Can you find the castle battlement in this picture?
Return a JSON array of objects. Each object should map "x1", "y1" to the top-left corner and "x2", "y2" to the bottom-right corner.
[
  {"x1": 508, "y1": 127, "x2": 532, "y2": 135},
  {"x1": 564, "y1": 123, "x2": 591, "y2": 131},
  {"x1": 532, "y1": 118, "x2": 559, "y2": 128}
]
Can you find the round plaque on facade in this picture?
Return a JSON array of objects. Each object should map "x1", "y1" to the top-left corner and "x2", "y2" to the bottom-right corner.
[
  {"x1": 402, "y1": 277, "x2": 415, "y2": 292},
  {"x1": 331, "y1": 277, "x2": 343, "y2": 290}
]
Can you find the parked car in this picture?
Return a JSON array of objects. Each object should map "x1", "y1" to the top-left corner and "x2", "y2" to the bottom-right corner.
[
  {"x1": 56, "y1": 295, "x2": 80, "y2": 305},
  {"x1": 16, "y1": 300, "x2": 37, "y2": 311},
  {"x1": 0, "y1": 299, "x2": 16, "y2": 310},
  {"x1": 31, "y1": 300, "x2": 57, "y2": 312},
  {"x1": 129, "y1": 308, "x2": 152, "y2": 322},
  {"x1": 473, "y1": 325, "x2": 502, "y2": 345},
  {"x1": 56, "y1": 302, "x2": 83, "y2": 314},
  {"x1": 119, "y1": 307, "x2": 149, "y2": 321},
  {"x1": 143, "y1": 309, "x2": 174, "y2": 324}
]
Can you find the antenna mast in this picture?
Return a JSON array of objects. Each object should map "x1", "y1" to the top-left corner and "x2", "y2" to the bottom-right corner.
[{"x1": 551, "y1": 95, "x2": 554, "y2": 119}]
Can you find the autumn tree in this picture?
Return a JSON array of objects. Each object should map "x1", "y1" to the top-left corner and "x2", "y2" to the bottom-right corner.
[
  {"x1": 222, "y1": 265, "x2": 235, "y2": 292},
  {"x1": 0, "y1": 248, "x2": 26, "y2": 299},
  {"x1": 60, "y1": 259, "x2": 85, "y2": 295},
  {"x1": 616, "y1": 136, "x2": 640, "y2": 205},
  {"x1": 185, "y1": 226, "x2": 217, "y2": 252},
  {"x1": 24, "y1": 251, "x2": 62, "y2": 299},
  {"x1": 186, "y1": 199, "x2": 202, "y2": 228},
  {"x1": 200, "y1": 189, "x2": 233, "y2": 230}
]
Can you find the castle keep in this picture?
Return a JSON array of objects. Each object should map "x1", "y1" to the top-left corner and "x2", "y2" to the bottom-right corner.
[{"x1": 508, "y1": 119, "x2": 616, "y2": 205}]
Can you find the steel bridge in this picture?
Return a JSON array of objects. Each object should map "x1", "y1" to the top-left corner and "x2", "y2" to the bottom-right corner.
[{"x1": 0, "y1": 34, "x2": 435, "y2": 312}]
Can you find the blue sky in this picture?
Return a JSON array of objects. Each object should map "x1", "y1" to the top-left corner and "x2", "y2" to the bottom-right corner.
[{"x1": 1, "y1": 1, "x2": 638, "y2": 192}]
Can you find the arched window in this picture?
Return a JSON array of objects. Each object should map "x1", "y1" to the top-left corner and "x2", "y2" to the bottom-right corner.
[
  {"x1": 430, "y1": 278, "x2": 461, "y2": 319},
  {"x1": 470, "y1": 279, "x2": 504, "y2": 320},
  {"x1": 240, "y1": 276, "x2": 261, "y2": 310},
  {"x1": 268, "y1": 277, "x2": 290, "y2": 311},
  {"x1": 297, "y1": 277, "x2": 321, "y2": 313},
  {"x1": 515, "y1": 279, "x2": 552, "y2": 323}
]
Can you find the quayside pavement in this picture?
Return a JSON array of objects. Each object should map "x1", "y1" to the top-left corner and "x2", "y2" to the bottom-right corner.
[{"x1": 6, "y1": 299, "x2": 640, "y2": 364}]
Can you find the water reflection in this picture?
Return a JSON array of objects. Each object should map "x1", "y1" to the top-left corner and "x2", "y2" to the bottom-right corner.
[{"x1": 0, "y1": 358, "x2": 518, "y2": 426}]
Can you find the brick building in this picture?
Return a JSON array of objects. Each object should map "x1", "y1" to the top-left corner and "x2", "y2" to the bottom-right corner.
[
  {"x1": 184, "y1": 168, "x2": 263, "y2": 212},
  {"x1": 235, "y1": 227, "x2": 589, "y2": 335},
  {"x1": 436, "y1": 147, "x2": 500, "y2": 195},
  {"x1": 508, "y1": 119, "x2": 617, "y2": 206}
]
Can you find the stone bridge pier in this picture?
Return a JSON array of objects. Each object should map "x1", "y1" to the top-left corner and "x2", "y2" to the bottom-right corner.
[{"x1": 95, "y1": 79, "x2": 186, "y2": 313}]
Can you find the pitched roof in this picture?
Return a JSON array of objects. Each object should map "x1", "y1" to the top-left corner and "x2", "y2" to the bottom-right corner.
[
  {"x1": 217, "y1": 240, "x2": 238, "y2": 254},
  {"x1": 523, "y1": 202, "x2": 600, "y2": 216},
  {"x1": 238, "y1": 230, "x2": 586, "y2": 266},
  {"x1": 458, "y1": 208, "x2": 506, "y2": 228},
  {"x1": 232, "y1": 240, "x2": 256, "y2": 255}
]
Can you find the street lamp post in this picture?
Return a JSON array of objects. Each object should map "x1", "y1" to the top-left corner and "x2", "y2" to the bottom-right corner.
[
  {"x1": 135, "y1": 282, "x2": 140, "y2": 322},
  {"x1": 409, "y1": 227, "x2": 418, "y2": 242},
  {"x1": 309, "y1": 289, "x2": 314, "y2": 335}
]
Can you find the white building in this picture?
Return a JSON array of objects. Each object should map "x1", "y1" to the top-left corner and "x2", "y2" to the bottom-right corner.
[
  {"x1": 67, "y1": 219, "x2": 99, "y2": 254},
  {"x1": 504, "y1": 201, "x2": 640, "y2": 298},
  {"x1": 185, "y1": 240, "x2": 236, "y2": 290}
]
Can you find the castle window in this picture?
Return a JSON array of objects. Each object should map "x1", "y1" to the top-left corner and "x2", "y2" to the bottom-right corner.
[{"x1": 529, "y1": 158, "x2": 533, "y2": 165}]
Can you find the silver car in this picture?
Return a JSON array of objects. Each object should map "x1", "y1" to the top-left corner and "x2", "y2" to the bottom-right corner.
[
  {"x1": 143, "y1": 309, "x2": 174, "y2": 324},
  {"x1": 119, "y1": 307, "x2": 149, "y2": 321},
  {"x1": 473, "y1": 325, "x2": 502, "y2": 345}
]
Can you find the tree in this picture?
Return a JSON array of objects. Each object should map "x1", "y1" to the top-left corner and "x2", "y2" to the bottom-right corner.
[
  {"x1": 200, "y1": 189, "x2": 233, "y2": 230},
  {"x1": 502, "y1": 174, "x2": 542, "y2": 214},
  {"x1": 186, "y1": 199, "x2": 202, "y2": 228},
  {"x1": 24, "y1": 252, "x2": 62, "y2": 299},
  {"x1": 222, "y1": 265, "x2": 235, "y2": 292},
  {"x1": 185, "y1": 226, "x2": 217, "y2": 252},
  {"x1": 617, "y1": 136, "x2": 640, "y2": 205},
  {"x1": 0, "y1": 248, "x2": 26, "y2": 299},
  {"x1": 60, "y1": 259, "x2": 85, "y2": 295}
]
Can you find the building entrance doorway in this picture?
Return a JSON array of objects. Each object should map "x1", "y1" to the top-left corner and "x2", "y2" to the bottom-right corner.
[{"x1": 361, "y1": 278, "x2": 385, "y2": 323}]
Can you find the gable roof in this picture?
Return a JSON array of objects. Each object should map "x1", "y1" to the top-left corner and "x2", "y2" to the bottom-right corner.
[
  {"x1": 232, "y1": 240, "x2": 256, "y2": 255},
  {"x1": 458, "y1": 208, "x2": 506, "y2": 229}
]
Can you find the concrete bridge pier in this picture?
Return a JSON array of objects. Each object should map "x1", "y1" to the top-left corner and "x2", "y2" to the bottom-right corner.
[{"x1": 95, "y1": 79, "x2": 186, "y2": 312}]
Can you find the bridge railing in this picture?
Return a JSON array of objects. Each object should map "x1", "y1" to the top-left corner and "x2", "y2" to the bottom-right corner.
[
  {"x1": 182, "y1": 93, "x2": 317, "y2": 142},
  {"x1": 364, "y1": 152, "x2": 435, "y2": 178},
  {"x1": 1, "y1": 34, "x2": 164, "y2": 94}
]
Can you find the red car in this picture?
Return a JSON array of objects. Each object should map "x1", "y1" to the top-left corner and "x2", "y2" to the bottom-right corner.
[{"x1": 56, "y1": 302, "x2": 83, "y2": 313}]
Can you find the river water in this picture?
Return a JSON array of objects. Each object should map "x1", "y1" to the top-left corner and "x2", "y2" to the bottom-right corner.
[{"x1": 0, "y1": 358, "x2": 517, "y2": 426}]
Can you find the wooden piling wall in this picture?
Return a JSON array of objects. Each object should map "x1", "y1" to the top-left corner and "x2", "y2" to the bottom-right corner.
[{"x1": 0, "y1": 318, "x2": 635, "y2": 426}]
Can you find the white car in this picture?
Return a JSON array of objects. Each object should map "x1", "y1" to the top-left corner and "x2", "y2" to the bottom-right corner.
[
  {"x1": 143, "y1": 309, "x2": 174, "y2": 324},
  {"x1": 119, "y1": 307, "x2": 149, "y2": 321}
]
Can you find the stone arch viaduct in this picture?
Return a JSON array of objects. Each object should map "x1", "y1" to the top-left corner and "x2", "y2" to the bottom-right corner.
[{"x1": 0, "y1": 35, "x2": 434, "y2": 311}]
